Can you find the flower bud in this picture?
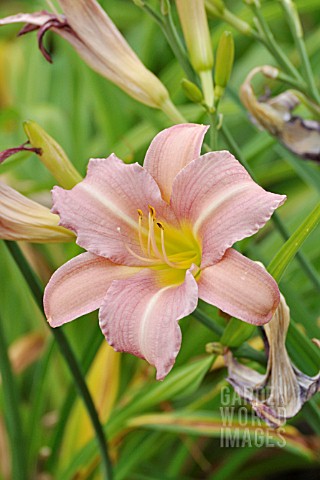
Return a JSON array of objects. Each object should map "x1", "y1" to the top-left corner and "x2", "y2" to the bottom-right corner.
[
  {"x1": 176, "y1": 0, "x2": 213, "y2": 72},
  {"x1": 176, "y1": 0, "x2": 214, "y2": 106},
  {"x1": 23, "y1": 121, "x2": 82, "y2": 189},
  {"x1": 214, "y1": 31, "x2": 234, "y2": 100},
  {"x1": 0, "y1": 181, "x2": 74, "y2": 243},
  {"x1": 181, "y1": 79, "x2": 203, "y2": 103}
]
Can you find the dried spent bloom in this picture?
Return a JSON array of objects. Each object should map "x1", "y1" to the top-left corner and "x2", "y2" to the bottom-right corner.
[
  {"x1": 0, "y1": 181, "x2": 74, "y2": 243},
  {"x1": 225, "y1": 294, "x2": 320, "y2": 427},
  {"x1": 43, "y1": 124, "x2": 285, "y2": 380},
  {"x1": 240, "y1": 65, "x2": 320, "y2": 162},
  {"x1": 0, "y1": 0, "x2": 181, "y2": 119}
]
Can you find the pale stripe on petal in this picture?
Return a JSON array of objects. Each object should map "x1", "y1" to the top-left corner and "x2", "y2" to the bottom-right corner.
[
  {"x1": 99, "y1": 268, "x2": 198, "y2": 380},
  {"x1": 52, "y1": 155, "x2": 176, "y2": 266},
  {"x1": 44, "y1": 252, "x2": 140, "y2": 327},
  {"x1": 171, "y1": 151, "x2": 286, "y2": 267},
  {"x1": 144, "y1": 123, "x2": 209, "y2": 203}
]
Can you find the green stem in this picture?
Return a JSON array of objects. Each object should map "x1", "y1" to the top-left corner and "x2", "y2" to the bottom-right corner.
[
  {"x1": 141, "y1": 2, "x2": 196, "y2": 83},
  {"x1": 249, "y1": 3, "x2": 304, "y2": 83},
  {"x1": 161, "y1": 98, "x2": 186, "y2": 124},
  {"x1": 207, "y1": 1, "x2": 310, "y2": 96},
  {"x1": 0, "y1": 314, "x2": 28, "y2": 480},
  {"x1": 193, "y1": 308, "x2": 266, "y2": 366},
  {"x1": 220, "y1": 123, "x2": 320, "y2": 293},
  {"x1": 276, "y1": 70, "x2": 311, "y2": 96},
  {"x1": 4, "y1": 241, "x2": 113, "y2": 480},
  {"x1": 280, "y1": 0, "x2": 320, "y2": 103},
  {"x1": 205, "y1": 1, "x2": 254, "y2": 37},
  {"x1": 192, "y1": 308, "x2": 223, "y2": 337}
]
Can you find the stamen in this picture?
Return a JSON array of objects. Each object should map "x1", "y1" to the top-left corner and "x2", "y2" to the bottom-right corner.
[
  {"x1": 117, "y1": 227, "x2": 160, "y2": 265},
  {"x1": 157, "y1": 222, "x2": 178, "y2": 268},
  {"x1": 148, "y1": 209, "x2": 163, "y2": 259},
  {"x1": 137, "y1": 209, "x2": 146, "y2": 254}
]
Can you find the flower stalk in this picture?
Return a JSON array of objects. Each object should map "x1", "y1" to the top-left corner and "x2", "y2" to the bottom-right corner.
[{"x1": 279, "y1": 0, "x2": 320, "y2": 103}]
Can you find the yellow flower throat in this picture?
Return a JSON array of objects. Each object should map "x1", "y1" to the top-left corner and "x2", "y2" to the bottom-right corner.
[{"x1": 121, "y1": 206, "x2": 201, "y2": 284}]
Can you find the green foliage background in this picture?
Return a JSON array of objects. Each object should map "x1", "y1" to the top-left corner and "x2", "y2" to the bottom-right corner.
[{"x1": 0, "y1": 1, "x2": 319, "y2": 479}]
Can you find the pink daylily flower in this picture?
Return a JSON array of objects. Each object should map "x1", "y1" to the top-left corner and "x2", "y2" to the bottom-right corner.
[{"x1": 44, "y1": 124, "x2": 286, "y2": 380}]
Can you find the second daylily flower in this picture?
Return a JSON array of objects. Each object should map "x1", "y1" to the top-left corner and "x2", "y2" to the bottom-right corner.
[
  {"x1": 0, "y1": 0, "x2": 182, "y2": 121},
  {"x1": 44, "y1": 124, "x2": 286, "y2": 380}
]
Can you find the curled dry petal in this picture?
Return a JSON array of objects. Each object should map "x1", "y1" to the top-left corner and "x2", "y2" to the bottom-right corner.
[
  {"x1": 225, "y1": 294, "x2": 320, "y2": 427},
  {"x1": 0, "y1": 181, "x2": 74, "y2": 243},
  {"x1": 240, "y1": 66, "x2": 320, "y2": 162},
  {"x1": 0, "y1": 143, "x2": 42, "y2": 164}
]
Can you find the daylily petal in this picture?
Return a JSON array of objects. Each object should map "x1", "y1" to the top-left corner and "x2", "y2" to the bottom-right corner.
[
  {"x1": 52, "y1": 155, "x2": 177, "y2": 265},
  {"x1": 171, "y1": 151, "x2": 286, "y2": 267},
  {"x1": 0, "y1": 181, "x2": 74, "y2": 243},
  {"x1": 44, "y1": 252, "x2": 140, "y2": 327},
  {"x1": 198, "y1": 249, "x2": 280, "y2": 325},
  {"x1": 99, "y1": 268, "x2": 198, "y2": 380},
  {"x1": 144, "y1": 123, "x2": 209, "y2": 202}
]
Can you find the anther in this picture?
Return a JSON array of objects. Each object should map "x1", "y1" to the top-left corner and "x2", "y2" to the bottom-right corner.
[
  {"x1": 148, "y1": 205, "x2": 156, "y2": 218},
  {"x1": 137, "y1": 209, "x2": 143, "y2": 217}
]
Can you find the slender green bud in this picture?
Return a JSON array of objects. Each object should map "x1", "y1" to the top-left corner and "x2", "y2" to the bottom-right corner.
[
  {"x1": 176, "y1": 0, "x2": 214, "y2": 72},
  {"x1": 23, "y1": 121, "x2": 83, "y2": 189},
  {"x1": 181, "y1": 79, "x2": 204, "y2": 103},
  {"x1": 214, "y1": 31, "x2": 234, "y2": 100},
  {"x1": 176, "y1": 0, "x2": 214, "y2": 106},
  {"x1": 176, "y1": 0, "x2": 213, "y2": 72}
]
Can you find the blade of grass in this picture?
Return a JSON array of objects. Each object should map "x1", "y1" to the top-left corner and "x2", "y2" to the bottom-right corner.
[
  {"x1": 268, "y1": 202, "x2": 320, "y2": 283},
  {"x1": 0, "y1": 313, "x2": 28, "y2": 480}
]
